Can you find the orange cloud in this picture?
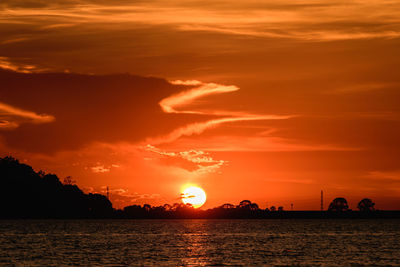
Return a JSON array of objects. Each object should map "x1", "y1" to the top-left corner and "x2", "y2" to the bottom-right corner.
[
  {"x1": 141, "y1": 80, "x2": 300, "y2": 180},
  {"x1": 149, "y1": 115, "x2": 293, "y2": 145},
  {"x1": 0, "y1": 57, "x2": 39, "y2": 73},
  {"x1": 2, "y1": 1, "x2": 399, "y2": 42},
  {"x1": 145, "y1": 144, "x2": 226, "y2": 175},
  {"x1": 0, "y1": 102, "x2": 55, "y2": 129},
  {"x1": 166, "y1": 135, "x2": 357, "y2": 153},
  {"x1": 160, "y1": 80, "x2": 239, "y2": 114},
  {"x1": 154, "y1": 80, "x2": 294, "y2": 144},
  {"x1": 91, "y1": 165, "x2": 110, "y2": 173}
]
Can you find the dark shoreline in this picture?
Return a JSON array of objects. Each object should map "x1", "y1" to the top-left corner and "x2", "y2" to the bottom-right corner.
[{"x1": 2, "y1": 211, "x2": 400, "y2": 220}]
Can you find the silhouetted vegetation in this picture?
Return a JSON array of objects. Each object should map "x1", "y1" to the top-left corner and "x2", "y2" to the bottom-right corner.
[
  {"x1": 358, "y1": 198, "x2": 375, "y2": 212},
  {"x1": 0, "y1": 156, "x2": 399, "y2": 219},
  {"x1": 328, "y1": 197, "x2": 350, "y2": 212},
  {"x1": 0, "y1": 156, "x2": 112, "y2": 218}
]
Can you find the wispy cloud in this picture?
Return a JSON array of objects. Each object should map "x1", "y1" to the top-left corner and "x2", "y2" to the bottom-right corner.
[
  {"x1": 166, "y1": 135, "x2": 356, "y2": 152},
  {"x1": 160, "y1": 80, "x2": 239, "y2": 114},
  {"x1": 1, "y1": 37, "x2": 30, "y2": 45},
  {"x1": 327, "y1": 82, "x2": 400, "y2": 94},
  {"x1": 145, "y1": 144, "x2": 226, "y2": 175},
  {"x1": 0, "y1": 101, "x2": 55, "y2": 129},
  {"x1": 0, "y1": 57, "x2": 39, "y2": 73},
  {"x1": 89, "y1": 162, "x2": 121, "y2": 173},
  {"x1": 150, "y1": 114, "x2": 292, "y2": 145},
  {"x1": 91, "y1": 165, "x2": 110, "y2": 173},
  {"x1": 143, "y1": 79, "x2": 298, "y2": 175},
  {"x1": 366, "y1": 171, "x2": 400, "y2": 183},
  {"x1": 1, "y1": 1, "x2": 399, "y2": 42},
  {"x1": 178, "y1": 25, "x2": 400, "y2": 41},
  {"x1": 153, "y1": 80, "x2": 294, "y2": 144}
]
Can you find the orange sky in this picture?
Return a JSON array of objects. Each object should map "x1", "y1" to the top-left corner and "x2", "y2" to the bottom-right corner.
[{"x1": 1, "y1": 0, "x2": 400, "y2": 210}]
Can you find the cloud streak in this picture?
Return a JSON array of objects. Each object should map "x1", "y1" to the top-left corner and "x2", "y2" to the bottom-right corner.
[
  {"x1": 1, "y1": 0, "x2": 399, "y2": 42},
  {"x1": 0, "y1": 57, "x2": 39, "y2": 73},
  {"x1": 142, "y1": 79, "x2": 295, "y2": 175},
  {"x1": 145, "y1": 144, "x2": 226, "y2": 175},
  {"x1": 0, "y1": 101, "x2": 55, "y2": 129},
  {"x1": 153, "y1": 80, "x2": 293, "y2": 144},
  {"x1": 91, "y1": 165, "x2": 110, "y2": 173},
  {"x1": 160, "y1": 81, "x2": 239, "y2": 114},
  {"x1": 150, "y1": 114, "x2": 293, "y2": 145}
]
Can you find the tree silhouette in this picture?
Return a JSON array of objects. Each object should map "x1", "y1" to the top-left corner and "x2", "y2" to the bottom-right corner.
[
  {"x1": 357, "y1": 198, "x2": 375, "y2": 212},
  {"x1": 0, "y1": 156, "x2": 114, "y2": 219},
  {"x1": 63, "y1": 176, "x2": 76, "y2": 185},
  {"x1": 328, "y1": 197, "x2": 349, "y2": 211},
  {"x1": 238, "y1": 200, "x2": 252, "y2": 209},
  {"x1": 221, "y1": 203, "x2": 235, "y2": 209},
  {"x1": 87, "y1": 193, "x2": 113, "y2": 217},
  {"x1": 250, "y1": 203, "x2": 259, "y2": 211}
]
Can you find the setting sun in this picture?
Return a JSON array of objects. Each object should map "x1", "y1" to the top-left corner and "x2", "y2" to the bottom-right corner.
[{"x1": 181, "y1": 185, "x2": 207, "y2": 208}]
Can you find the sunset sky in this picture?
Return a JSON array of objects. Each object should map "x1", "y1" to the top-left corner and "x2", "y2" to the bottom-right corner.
[{"x1": 1, "y1": 0, "x2": 400, "y2": 210}]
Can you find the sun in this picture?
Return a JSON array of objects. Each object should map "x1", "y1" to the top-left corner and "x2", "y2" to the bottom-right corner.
[{"x1": 181, "y1": 185, "x2": 207, "y2": 208}]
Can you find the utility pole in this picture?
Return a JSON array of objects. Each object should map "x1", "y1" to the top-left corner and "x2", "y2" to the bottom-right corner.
[{"x1": 321, "y1": 190, "x2": 324, "y2": 211}]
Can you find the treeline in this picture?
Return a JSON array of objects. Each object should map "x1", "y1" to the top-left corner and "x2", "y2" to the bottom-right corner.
[
  {"x1": 1, "y1": 156, "x2": 399, "y2": 219},
  {"x1": 120, "y1": 199, "x2": 400, "y2": 219},
  {"x1": 0, "y1": 156, "x2": 113, "y2": 218}
]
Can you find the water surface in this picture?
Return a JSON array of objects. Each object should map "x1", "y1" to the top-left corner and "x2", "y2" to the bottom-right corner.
[{"x1": 1, "y1": 219, "x2": 399, "y2": 266}]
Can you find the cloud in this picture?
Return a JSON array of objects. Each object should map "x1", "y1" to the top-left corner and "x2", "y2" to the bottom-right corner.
[
  {"x1": 149, "y1": 114, "x2": 293, "y2": 145},
  {"x1": 0, "y1": 101, "x2": 55, "y2": 129},
  {"x1": 160, "y1": 80, "x2": 239, "y2": 114},
  {"x1": 0, "y1": 70, "x2": 183, "y2": 152},
  {"x1": 1, "y1": 0, "x2": 399, "y2": 43},
  {"x1": 102, "y1": 187, "x2": 161, "y2": 202},
  {"x1": 170, "y1": 80, "x2": 203, "y2": 86},
  {"x1": 0, "y1": 57, "x2": 40, "y2": 73},
  {"x1": 1, "y1": 38, "x2": 30, "y2": 45},
  {"x1": 327, "y1": 82, "x2": 400, "y2": 95},
  {"x1": 178, "y1": 25, "x2": 400, "y2": 41},
  {"x1": 1, "y1": 0, "x2": 399, "y2": 86},
  {"x1": 154, "y1": 80, "x2": 294, "y2": 144},
  {"x1": 165, "y1": 135, "x2": 356, "y2": 152},
  {"x1": 180, "y1": 193, "x2": 195, "y2": 199},
  {"x1": 91, "y1": 165, "x2": 110, "y2": 173},
  {"x1": 365, "y1": 171, "x2": 400, "y2": 183},
  {"x1": 145, "y1": 144, "x2": 226, "y2": 175},
  {"x1": 90, "y1": 162, "x2": 121, "y2": 173},
  {"x1": 0, "y1": 120, "x2": 18, "y2": 129}
]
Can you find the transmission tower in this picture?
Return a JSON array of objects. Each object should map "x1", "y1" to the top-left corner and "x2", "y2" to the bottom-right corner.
[{"x1": 321, "y1": 190, "x2": 324, "y2": 211}]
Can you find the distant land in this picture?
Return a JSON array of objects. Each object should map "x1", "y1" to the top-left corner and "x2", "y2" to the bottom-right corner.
[{"x1": 1, "y1": 156, "x2": 399, "y2": 219}]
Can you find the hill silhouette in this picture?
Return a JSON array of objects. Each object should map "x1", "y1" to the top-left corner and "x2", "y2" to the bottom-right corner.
[
  {"x1": 0, "y1": 156, "x2": 113, "y2": 218},
  {"x1": 0, "y1": 156, "x2": 399, "y2": 219}
]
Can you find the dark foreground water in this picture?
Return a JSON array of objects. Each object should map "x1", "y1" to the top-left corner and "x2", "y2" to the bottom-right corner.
[{"x1": 0, "y1": 219, "x2": 399, "y2": 266}]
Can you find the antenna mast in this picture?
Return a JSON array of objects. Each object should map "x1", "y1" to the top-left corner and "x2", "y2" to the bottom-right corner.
[{"x1": 321, "y1": 190, "x2": 323, "y2": 211}]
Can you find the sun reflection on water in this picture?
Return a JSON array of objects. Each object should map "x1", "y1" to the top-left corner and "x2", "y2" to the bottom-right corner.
[{"x1": 180, "y1": 221, "x2": 213, "y2": 266}]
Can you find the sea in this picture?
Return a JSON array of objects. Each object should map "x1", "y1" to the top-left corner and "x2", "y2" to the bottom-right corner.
[{"x1": 0, "y1": 219, "x2": 399, "y2": 266}]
